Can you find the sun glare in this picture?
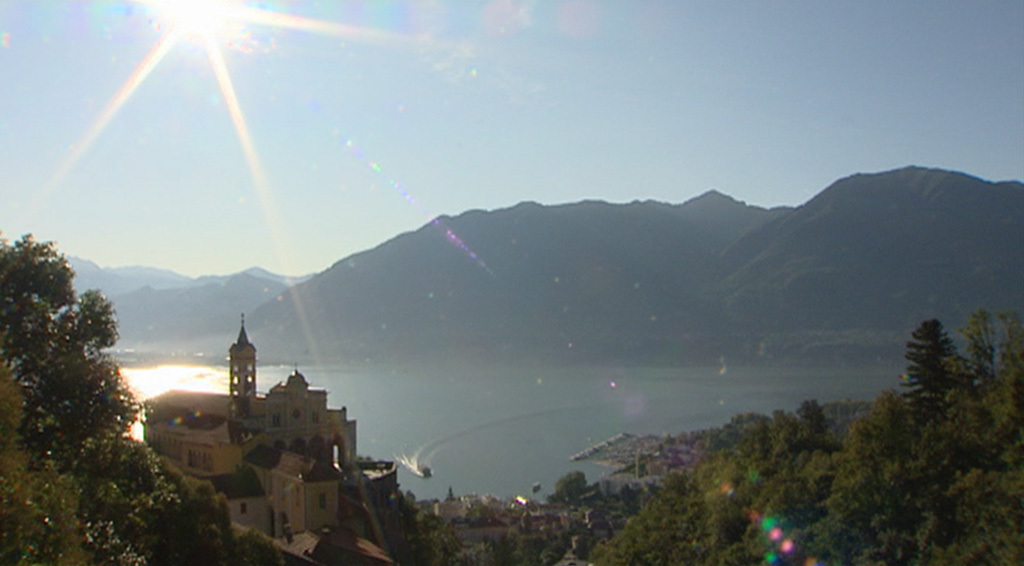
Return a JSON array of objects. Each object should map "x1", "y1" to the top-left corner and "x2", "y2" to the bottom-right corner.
[
  {"x1": 47, "y1": 0, "x2": 440, "y2": 302},
  {"x1": 152, "y1": 0, "x2": 240, "y2": 38},
  {"x1": 122, "y1": 365, "x2": 228, "y2": 401}
]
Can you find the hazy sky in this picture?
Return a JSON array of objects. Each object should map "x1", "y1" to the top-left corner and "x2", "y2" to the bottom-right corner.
[{"x1": 2, "y1": 1, "x2": 1022, "y2": 277}]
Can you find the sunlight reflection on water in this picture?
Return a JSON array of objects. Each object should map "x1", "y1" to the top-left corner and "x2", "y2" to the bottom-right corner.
[
  {"x1": 123, "y1": 365, "x2": 226, "y2": 439},
  {"x1": 122, "y1": 365, "x2": 228, "y2": 400}
]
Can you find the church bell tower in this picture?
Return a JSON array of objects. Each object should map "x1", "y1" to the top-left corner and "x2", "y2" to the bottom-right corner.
[{"x1": 230, "y1": 315, "x2": 257, "y2": 417}]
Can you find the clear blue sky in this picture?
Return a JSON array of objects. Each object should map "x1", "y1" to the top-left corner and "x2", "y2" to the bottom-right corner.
[{"x1": 2, "y1": 1, "x2": 1022, "y2": 277}]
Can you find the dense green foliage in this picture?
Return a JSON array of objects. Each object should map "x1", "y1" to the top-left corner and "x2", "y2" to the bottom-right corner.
[
  {"x1": 0, "y1": 235, "x2": 135, "y2": 460},
  {"x1": 548, "y1": 470, "x2": 590, "y2": 505},
  {"x1": 592, "y1": 313, "x2": 1024, "y2": 565},
  {"x1": 0, "y1": 235, "x2": 281, "y2": 565},
  {"x1": 0, "y1": 365, "x2": 86, "y2": 565},
  {"x1": 393, "y1": 493, "x2": 463, "y2": 566}
]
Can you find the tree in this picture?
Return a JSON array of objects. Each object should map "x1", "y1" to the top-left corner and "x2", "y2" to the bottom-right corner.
[
  {"x1": 0, "y1": 235, "x2": 284, "y2": 565},
  {"x1": 592, "y1": 314, "x2": 1023, "y2": 565},
  {"x1": 987, "y1": 315, "x2": 1024, "y2": 469},
  {"x1": 827, "y1": 391, "x2": 928, "y2": 563},
  {"x1": 828, "y1": 314, "x2": 1023, "y2": 563},
  {"x1": 590, "y1": 473, "x2": 708, "y2": 566},
  {"x1": 960, "y1": 310, "x2": 998, "y2": 385},
  {"x1": 0, "y1": 235, "x2": 136, "y2": 462},
  {"x1": 231, "y1": 529, "x2": 284, "y2": 566},
  {"x1": 900, "y1": 319, "x2": 962, "y2": 419},
  {"x1": 0, "y1": 365, "x2": 87, "y2": 565},
  {"x1": 996, "y1": 311, "x2": 1024, "y2": 374},
  {"x1": 959, "y1": 310, "x2": 1024, "y2": 390},
  {"x1": 934, "y1": 311, "x2": 1024, "y2": 562},
  {"x1": 796, "y1": 399, "x2": 827, "y2": 437},
  {"x1": 549, "y1": 471, "x2": 589, "y2": 505},
  {"x1": 394, "y1": 492, "x2": 462, "y2": 565}
]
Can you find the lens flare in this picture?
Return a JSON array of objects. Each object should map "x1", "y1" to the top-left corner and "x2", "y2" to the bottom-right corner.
[
  {"x1": 43, "y1": 28, "x2": 176, "y2": 202},
  {"x1": 750, "y1": 512, "x2": 814, "y2": 564},
  {"x1": 340, "y1": 137, "x2": 493, "y2": 274},
  {"x1": 43, "y1": 0, "x2": 441, "y2": 269},
  {"x1": 201, "y1": 32, "x2": 283, "y2": 254},
  {"x1": 40, "y1": 2, "x2": 443, "y2": 364}
]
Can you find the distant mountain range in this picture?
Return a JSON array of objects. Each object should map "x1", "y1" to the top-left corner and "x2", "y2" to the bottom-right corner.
[
  {"x1": 69, "y1": 259, "x2": 309, "y2": 294},
  {"x1": 82, "y1": 167, "x2": 1023, "y2": 366},
  {"x1": 68, "y1": 259, "x2": 310, "y2": 357}
]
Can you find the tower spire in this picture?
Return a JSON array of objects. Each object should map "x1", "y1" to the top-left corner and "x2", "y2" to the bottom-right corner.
[
  {"x1": 230, "y1": 315, "x2": 257, "y2": 417},
  {"x1": 236, "y1": 313, "x2": 251, "y2": 346}
]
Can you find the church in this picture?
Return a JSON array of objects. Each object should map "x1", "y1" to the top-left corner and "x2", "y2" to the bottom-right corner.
[{"x1": 144, "y1": 320, "x2": 397, "y2": 564}]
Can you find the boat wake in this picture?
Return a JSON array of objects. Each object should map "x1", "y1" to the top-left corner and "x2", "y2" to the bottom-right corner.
[
  {"x1": 396, "y1": 402, "x2": 607, "y2": 481},
  {"x1": 397, "y1": 453, "x2": 432, "y2": 478}
]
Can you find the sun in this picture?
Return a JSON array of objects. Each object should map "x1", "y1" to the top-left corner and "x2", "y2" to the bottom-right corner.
[
  {"x1": 150, "y1": 0, "x2": 241, "y2": 38},
  {"x1": 49, "y1": 0, "x2": 441, "y2": 278}
]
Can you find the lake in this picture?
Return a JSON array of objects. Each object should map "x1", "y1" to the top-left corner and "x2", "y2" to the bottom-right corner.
[{"x1": 124, "y1": 362, "x2": 900, "y2": 501}]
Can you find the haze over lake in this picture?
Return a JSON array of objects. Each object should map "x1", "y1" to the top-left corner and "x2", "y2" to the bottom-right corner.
[{"x1": 128, "y1": 362, "x2": 900, "y2": 501}]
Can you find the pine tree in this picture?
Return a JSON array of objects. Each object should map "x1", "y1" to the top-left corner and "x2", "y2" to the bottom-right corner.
[{"x1": 901, "y1": 319, "x2": 961, "y2": 419}]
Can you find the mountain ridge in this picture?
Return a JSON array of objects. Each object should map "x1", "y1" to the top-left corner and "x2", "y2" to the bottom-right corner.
[
  {"x1": 69, "y1": 258, "x2": 311, "y2": 297},
  {"x1": 92, "y1": 166, "x2": 1022, "y2": 365}
]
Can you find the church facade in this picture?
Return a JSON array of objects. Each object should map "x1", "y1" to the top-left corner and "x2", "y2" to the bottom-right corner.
[
  {"x1": 143, "y1": 322, "x2": 395, "y2": 561},
  {"x1": 145, "y1": 323, "x2": 356, "y2": 478}
]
